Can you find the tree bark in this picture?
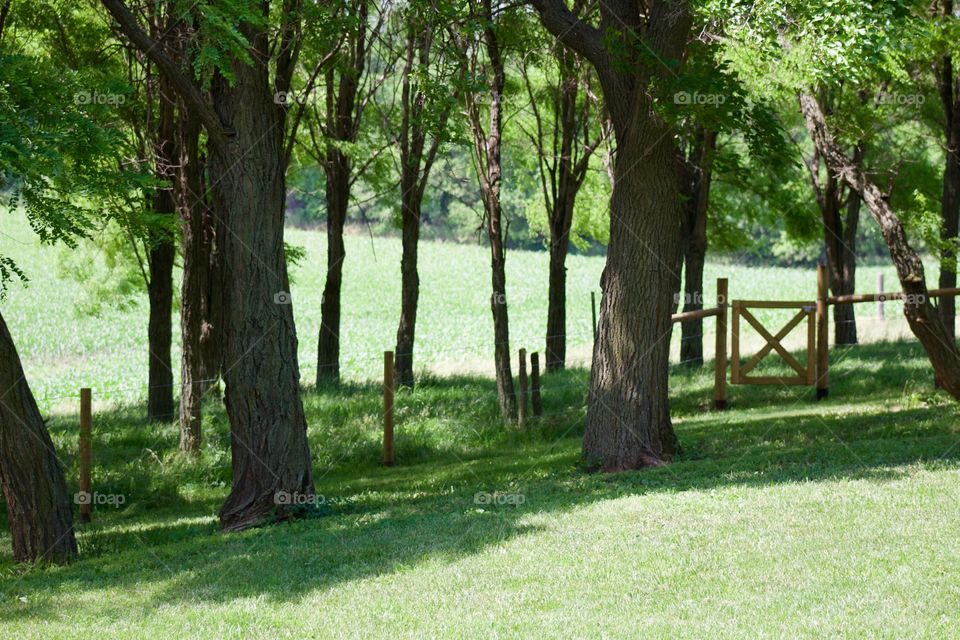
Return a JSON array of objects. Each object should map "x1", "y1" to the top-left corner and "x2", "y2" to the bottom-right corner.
[
  {"x1": 208, "y1": 59, "x2": 315, "y2": 530},
  {"x1": 801, "y1": 92, "x2": 960, "y2": 398},
  {"x1": 395, "y1": 177, "x2": 421, "y2": 389},
  {"x1": 0, "y1": 310, "x2": 77, "y2": 564},
  {"x1": 464, "y1": 0, "x2": 516, "y2": 422},
  {"x1": 531, "y1": 0, "x2": 692, "y2": 470},
  {"x1": 937, "y1": 32, "x2": 960, "y2": 343},
  {"x1": 317, "y1": 150, "x2": 348, "y2": 385},
  {"x1": 146, "y1": 85, "x2": 177, "y2": 422},
  {"x1": 545, "y1": 207, "x2": 571, "y2": 372},
  {"x1": 177, "y1": 108, "x2": 213, "y2": 455},
  {"x1": 679, "y1": 129, "x2": 716, "y2": 367},
  {"x1": 100, "y1": 0, "x2": 316, "y2": 532}
]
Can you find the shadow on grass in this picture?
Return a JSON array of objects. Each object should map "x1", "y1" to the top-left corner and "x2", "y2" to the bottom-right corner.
[{"x1": 1, "y1": 339, "x2": 958, "y2": 618}]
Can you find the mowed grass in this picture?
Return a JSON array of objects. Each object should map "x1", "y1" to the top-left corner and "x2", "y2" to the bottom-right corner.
[
  {"x1": 0, "y1": 209, "x2": 915, "y2": 409},
  {"x1": 1, "y1": 339, "x2": 960, "y2": 638}
]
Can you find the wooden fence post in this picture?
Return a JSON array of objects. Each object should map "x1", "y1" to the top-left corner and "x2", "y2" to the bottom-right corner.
[
  {"x1": 816, "y1": 264, "x2": 830, "y2": 400},
  {"x1": 79, "y1": 388, "x2": 92, "y2": 523},
  {"x1": 591, "y1": 291, "x2": 598, "y2": 344},
  {"x1": 518, "y1": 349, "x2": 528, "y2": 427},
  {"x1": 714, "y1": 278, "x2": 728, "y2": 410},
  {"x1": 877, "y1": 273, "x2": 885, "y2": 320},
  {"x1": 383, "y1": 351, "x2": 395, "y2": 466},
  {"x1": 530, "y1": 352, "x2": 543, "y2": 417}
]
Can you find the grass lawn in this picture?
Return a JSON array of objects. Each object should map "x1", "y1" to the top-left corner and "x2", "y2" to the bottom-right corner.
[{"x1": 2, "y1": 339, "x2": 960, "y2": 638}]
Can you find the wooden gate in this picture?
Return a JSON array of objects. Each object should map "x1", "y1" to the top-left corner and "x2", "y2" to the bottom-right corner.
[{"x1": 731, "y1": 300, "x2": 816, "y2": 386}]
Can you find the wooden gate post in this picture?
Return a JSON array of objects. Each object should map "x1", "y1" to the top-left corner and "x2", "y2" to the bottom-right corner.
[
  {"x1": 714, "y1": 278, "x2": 728, "y2": 410},
  {"x1": 383, "y1": 351, "x2": 395, "y2": 466},
  {"x1": 530, "y1": 352, "x2": 543, "y2": 417},
  {"x1": 816, "y1": 264, "x2": 830, "y2": 399},
  {"x1": 518, "y1": 349, "x2": 529, "y2": 427},
  {"x1": 79, "y1": 388, "x2": 92, "y2": 523}
]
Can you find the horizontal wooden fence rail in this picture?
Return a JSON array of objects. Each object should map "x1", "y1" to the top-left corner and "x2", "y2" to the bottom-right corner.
[
  {"x1": 827, "y1": 287, "x2": 960, "y2": 305},
  {"x1": 670, "y1": 277, "x2": 728, "y2": 410}
]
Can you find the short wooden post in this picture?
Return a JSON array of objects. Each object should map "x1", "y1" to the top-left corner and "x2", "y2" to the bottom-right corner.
[
  {"x1": 79, "y1": 388, "x2": 92, "y2": 523},
  {"x1": 530, "y1": 352, "x2": 543, "y2": 417},
  {"x1": 816, "y1": 264, "x2": 829, "y2": 400},
  {"x1": 383, "y1": 351, "x2": 395, "y2": 466},
  {"x1": 877, "y1": 273, "x2": 885, "y2": 320},
  {"x1": 713, "y1": 278, "x2": 728, "y2": 410},
  {"x1": 518, "y1": 349, "x2": 529, "y2": 427},
  {"x1": 591, "y1": 291, "x2": 598, "y2": 344},
  {"x1": 730, "y1": 300, "x2": 741, "y2": 384}
]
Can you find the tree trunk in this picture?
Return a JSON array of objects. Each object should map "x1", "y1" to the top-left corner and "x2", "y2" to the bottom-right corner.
[
  {"x1": 830, "y1": 188, "x2": 860, "y2": 346},
  {"x1": 317, "y1": 152, "x2": 348, "y2": 385},
  {"x1": 146, "y1": 238, "x2": 175, "y2": 420},
  {"x1": 679, "y1": 129, "x2": 716, "y2": 367},
  {"x1": 146, "y1": 88, "x2": 177, "y2": 422},
  {"x1": 545, "y1": 206, "x2": 571, "y2": 372},
  {"x1": 938, "y1": 49, "x2": 960, "y2": 344},
  {"x1": 177, "y1": 109, "x2": 208, "y2": 454},
  {"x1": 208, "y1": 59, "x2": 314, "y2": 531},
  {"x1": 0, "y1": 311, "x2": 77, "y2": 564},
  {"x1": 464, "y1": 1, "x2": 516, "y2": 422},
  {"x1": 395, "y1": 178, "x2": 420, "y2": 389},
  {"x1": 489, "y1": 199, "x2": 517, "y2": 422},
  {"x1": 582, "y1": 122, "x2": 684, "y2": 471},
  {"x1": 801, "y1": 92, "x2": 960, "y2": 398}
]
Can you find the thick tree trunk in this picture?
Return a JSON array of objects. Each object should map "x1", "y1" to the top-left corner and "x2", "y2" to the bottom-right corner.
[
  {"x1": 0, "y1": 311, "x2": 77, "y2": 564},
  {"x1": 317, "y1": 152, "x2": 349, "y2": 385},
  {"x1": 395, "y1": 180, "x2": 420, "y2": 389},
  {"x1": 582, "y1": 122, "x2": 684, "y2": 470},
  {"x1": 146, "y1": 90, "x2": 177, "y2": 422},
  {"x1": 545, "y1": 210, "x2": 571, "y2": 372},
  {"x1": 208, "y1": 59, "x2": 314, "y2": 531},
  {"x1": 679, "y1": 129, "x2": 716, "y2": 367},
  {"x1": 801, "y1": 92, "x2": 960, "y2": 398}
]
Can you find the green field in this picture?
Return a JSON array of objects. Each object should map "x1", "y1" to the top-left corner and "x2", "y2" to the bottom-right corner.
[
  {"x1": 0, "y1": 212, "x2": 911, "y2": 411},
  {"x1": 3, "y1": 215, "x2": 960, "y2": 638}
]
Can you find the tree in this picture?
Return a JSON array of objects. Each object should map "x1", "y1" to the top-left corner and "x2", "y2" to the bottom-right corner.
[
  {"x1": 934, "y1": 0, "x2": 960, "y2": 343},
  {"x1": 459, "y1": 0, "x2": 518, "y2": 422},
  {"x1": 677, "y1": 126, "x2": 717, "y2": 366},
  {"x1": 305, "y1": 0, "x2": 390, "y2": 385},
  {"x1": 0, "y1": 5, "x2": 137, "y2": 562},
  {"x1": 517, "y1": 11, "x2": 606, "y2": 373},
  {"x1": 391, "y1": 4, "x2": 456, "y2": 388},
  {"x1": 798, "y1": 91, "x2": 863, "y2": 346},
  {"x1": 801, "y1": 93, "x2": 960, "y2": 398},
  {"x1": 0, "y1": 313, "x2": 77, "y2": 564},
  {"x1": 530, "y1": 0, "x2": 693, "y2": 468},
  {"x1": 100, "y1": 0, "x2": 326, "y2": 530}
]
